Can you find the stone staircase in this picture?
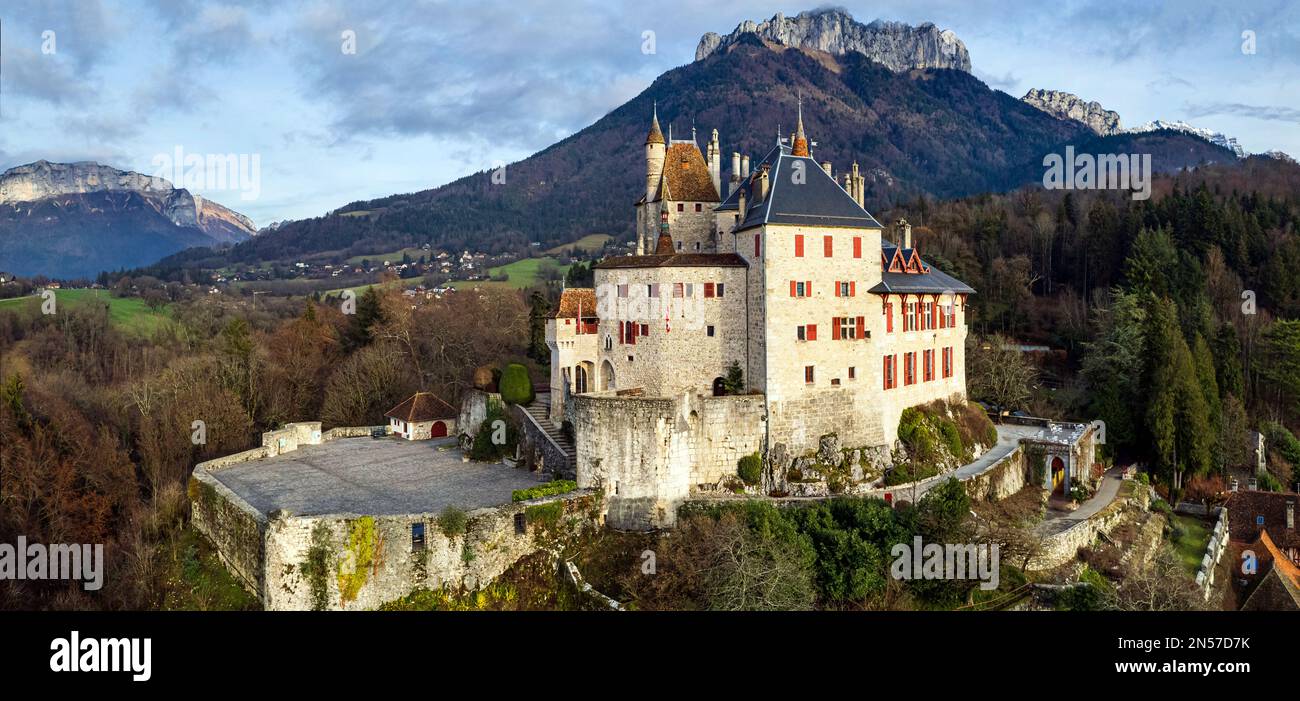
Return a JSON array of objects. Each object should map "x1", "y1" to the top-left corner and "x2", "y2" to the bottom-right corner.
[{"x1": 523, "y1": 394, "x2": 576, "y2": 477}]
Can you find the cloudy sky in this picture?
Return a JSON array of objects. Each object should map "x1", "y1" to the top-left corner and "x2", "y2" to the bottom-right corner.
[{"x1": 2, "y1": 0, "x2": 1297, "y2": 226}]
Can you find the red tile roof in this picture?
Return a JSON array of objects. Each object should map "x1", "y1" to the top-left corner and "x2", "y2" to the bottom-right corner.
[
  {"x1": 552, "y1": 288, "x2": 597, "y2": 319},
  {"x1": 385, "y1": 392, "x2": 457, "y2": 423},
  {"x1": 648, "y1": 142, "x2": 719, "y2": 203}
]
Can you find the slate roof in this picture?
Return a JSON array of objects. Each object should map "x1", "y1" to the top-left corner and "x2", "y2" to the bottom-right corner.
[
  {"x1": 385, "y1": 392, "x2": 458, "y2": 423},
  {"x1": 733, "y1": 151, "x2": 883, "y2": 232},
  {"x1": 595, "y1": 253, "x2": 749, "y2": 269},
  {"x1": 716, "y1": 143, "x2": 787, "y2": 212},
  {"x1": 641, "y1": 142, "x2": 720, "y2": 204},
  {"x1": 552, "y1": 288, "x2": 597, "y2": 319}
]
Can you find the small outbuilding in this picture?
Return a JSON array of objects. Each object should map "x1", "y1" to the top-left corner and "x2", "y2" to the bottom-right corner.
[{"x1": 385, "y1": 392, "x2": 458, "y2": 440}]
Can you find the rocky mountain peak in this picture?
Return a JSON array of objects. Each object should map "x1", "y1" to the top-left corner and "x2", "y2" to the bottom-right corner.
[
  {"x1": 0, "y1": 160, "x2": 257, "y2": 235},
  {"x1": 1020, "y1": 89, "x2": 1123, "y2": 136},
  {"x1": 695, "y1": 8, "x2": 971, "y2": 73}
]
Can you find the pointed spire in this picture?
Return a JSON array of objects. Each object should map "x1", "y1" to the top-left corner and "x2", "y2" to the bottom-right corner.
[
  {"x1": 792, "y1": 95, "x2": 810, "y2": 157},
  {"x1": 646, "y1": 101, "x2": 665, "y2": 145}
]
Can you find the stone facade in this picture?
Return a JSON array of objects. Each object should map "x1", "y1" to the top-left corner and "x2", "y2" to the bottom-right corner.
[
  {"x1": 594, "y1": 264, "x2": 749, "y2": 397},
  {"x1": 568, "y1": 391, "x2": 765, "y2": 529}
]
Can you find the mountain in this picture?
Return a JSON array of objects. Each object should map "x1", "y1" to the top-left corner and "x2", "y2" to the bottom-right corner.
[
  {"x1": 152, "y1": 11, "x2": 1235, "y2": 274},
  {"x1": 1126, "y1": 120, "x2": 1246, "y2": 158},
  {"x1": 1019, "y1": 90, "x2": 1248, "y2": 157},
  {"x1": 0, "y1": 161, "x2": 256, "y2": 279},
  {"x1": 1021, "y1": 89, "x2": 1122, "y2": 136},
  {"x1": 695, "y1": 9, "x2": 970, "y2": 72}
]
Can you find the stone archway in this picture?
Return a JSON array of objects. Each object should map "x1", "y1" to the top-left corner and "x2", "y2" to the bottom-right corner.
[
  {"x1": 1050, "y1": 456, "x2": 1066, "y2": 494},
  {"x1": 601, "y1": 360, "x2": 615, "y2": 391},
  {"x1": 712, "y1": 377, "x2": 727, "y2": 396},
  {"x1": 431, "y1": 421, "x2": 448, "y2": 438},
  {"x1": 574, "y1": 365, "x2": 589, "y2": 394}
]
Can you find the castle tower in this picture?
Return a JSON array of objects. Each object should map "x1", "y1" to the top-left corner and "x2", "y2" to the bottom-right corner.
[
  {"x1": 791, "y1": 98, "x2": 810, "y2": 158},
  {"x1": 645, "y1": 104, "x2": 666, "y2": 205},
  {"x1": 707, "y1": 129, "x2": 721, "y2": 197}
]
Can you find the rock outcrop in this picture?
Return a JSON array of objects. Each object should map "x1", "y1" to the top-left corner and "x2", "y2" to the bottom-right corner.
[
  {"x1": 1021, "y1": 89, "x2": 1123, "y2": 136},
  {"x1": 695, "y1": 9, "x2": 971, "y2": 73},
  {"x1": 0, "y1": 160, "x2": 256, "y2": 237}
]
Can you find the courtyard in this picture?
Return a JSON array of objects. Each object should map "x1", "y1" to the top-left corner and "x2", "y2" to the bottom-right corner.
[{"x1": 210, "y1": 436, "x2": 541, "y2": 517}]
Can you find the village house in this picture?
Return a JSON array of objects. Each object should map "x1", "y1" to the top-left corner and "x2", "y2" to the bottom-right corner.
[
  {"x1": 541, "y1": 105, "x2": 976, "y2": 528},
  {"x1": 1227, "y1": 490, "x2": 1299, "y2": 566},
  {"x1": 385, "y1": 392, "x2": 458, "y2": 440}
]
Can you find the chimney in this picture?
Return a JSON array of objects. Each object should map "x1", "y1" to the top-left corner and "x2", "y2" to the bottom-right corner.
[
  {"x1": 821, "y1": 161, "x2": 832, "y2": 176},
  {"x1": 730, "y1": 152, "x2": 741, "y2": 196},
  {"x1": 758, "y1": 165, "x2": 770, "y2": 202},
  {"x1": 707, "y1": 129, "x2": 721, "y2": 197},
  {"x1": 741, "y1": 155, "x2": 750, "y2": 179},
  {"x1": 737, "y1": 188, "x2": 747, "y2": 221},
  {"x1": 898, "y1": 218, "x2": 912, "y2": 249},
  {"x1": 851, "y1": 162, "x2": 864, "y2": 208}
]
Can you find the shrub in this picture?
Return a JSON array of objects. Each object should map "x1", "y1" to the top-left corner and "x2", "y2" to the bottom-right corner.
[
  {"x1": 499, "y1": 363, "x2": 534, "y2": 405},
  {"x1": 437, "y1": 506, "x2": 468, "y2": 537},
  {"x1": 1257, "y1": 470, "x2": 1283, "y2": 492},
  {"x1": 722, "y1": 361, "x2": 744, "y2": 395},
  {"x1": 1262, "y1": 421, "x2": 1300, "y2": 466},
  {"x1": 512, "y1": 479, "x2": 578, "y2": 502},
  {"x1": 737, "y1": 453, "x2": 762, "y2": 485},
  {"x1": 469, "y1": 398, "x2": 517, "y2": 461}
]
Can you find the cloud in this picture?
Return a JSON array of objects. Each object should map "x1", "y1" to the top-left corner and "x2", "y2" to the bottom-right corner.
[
  {"x1": 1183, "y1": 101, "x2": 1300, "y2": 123},
  {"x1": 974, "y1": 68, "x2": 1020, "y2": 94},
  {"x1": 287, "y1": 0, "x2": 678, "y2": 150}
]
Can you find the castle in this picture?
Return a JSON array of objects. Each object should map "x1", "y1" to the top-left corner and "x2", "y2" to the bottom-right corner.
[{"x1": 545, "y1": 105, "x2": 975, "y2": 529}]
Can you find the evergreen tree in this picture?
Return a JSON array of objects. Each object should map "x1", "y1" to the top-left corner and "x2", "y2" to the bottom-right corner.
[
  {"x1": 1191, "y1": 333, "x2": 1223, "y2": 471},
  {"x1": 526, "y1": 291, "x2": 551, "y2": 362},
  {"x1": 1081, "y1": 290, "x2": 1147, "y2": 454},
  {"x1": 343, "y1": 286, "x2": 385, "y2": 352}
]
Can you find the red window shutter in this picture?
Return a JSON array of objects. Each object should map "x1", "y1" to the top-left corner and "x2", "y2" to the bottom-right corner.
[
  {"x1": 853, "y1": 237, "x2": 862, "y2": 258},
  {"x1": 832, "y1": 319, "x2": 840, "y2": 340},
  {"x1": 856, "y1": 316, "x2": 864, "y2": 339},
  {"x1": 754, "y1": 234, "x2": 761, "y2": 257},
  {"x1": 850, "y1": 281, "x2": 856, "y2": 297},
  {"x1": 834, "y1": 281, "x2": 840, "y2": 297},
  {"x1": 794, "y1": 235, "x2": 804, "y2": 257},
  {"x1": 618, "y1": 322, "x2": 625, "y2": 344},
  {"x1": 929, "y1": 302, "x2": 936, "y2": 329},
  {"x1": 790, "y1": 280, "x2": 797, "y2": 297},
  {"x1": 893, "y1": 354, "x2": 898, "y2": 388},
  {"x1": 704, "y1": 282, "x2": 715, "y2": 298},
  {"x1": 883, "y1": 357, "x2": 889, "y2": 388},
  {"x1": 641, "y1": 323, "x2": 649, "y2": 336},
  {"x1": 824, "y1": 235, "x2": 833, "y2": 257},
  {"x1": 806, "y1": 281, "x2": 812, "y2": 297},
  {"x1": 808, "y1": 324, "x2": 817, "y2": 341},
  {"x1": 886, "y1": 303, "x2": 893, "y2": 333}
]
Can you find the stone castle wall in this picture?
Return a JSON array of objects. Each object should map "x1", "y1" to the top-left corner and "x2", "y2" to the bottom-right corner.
[
  {"x1": 568, "y1": 391, "x2": 765, "y2": 529},
  {"x1": 595, "y1": 264, "x2": 749, "y2": 396},
  {"x1": 262, "y1": 491, "x2": 602, "y2": 610}
]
